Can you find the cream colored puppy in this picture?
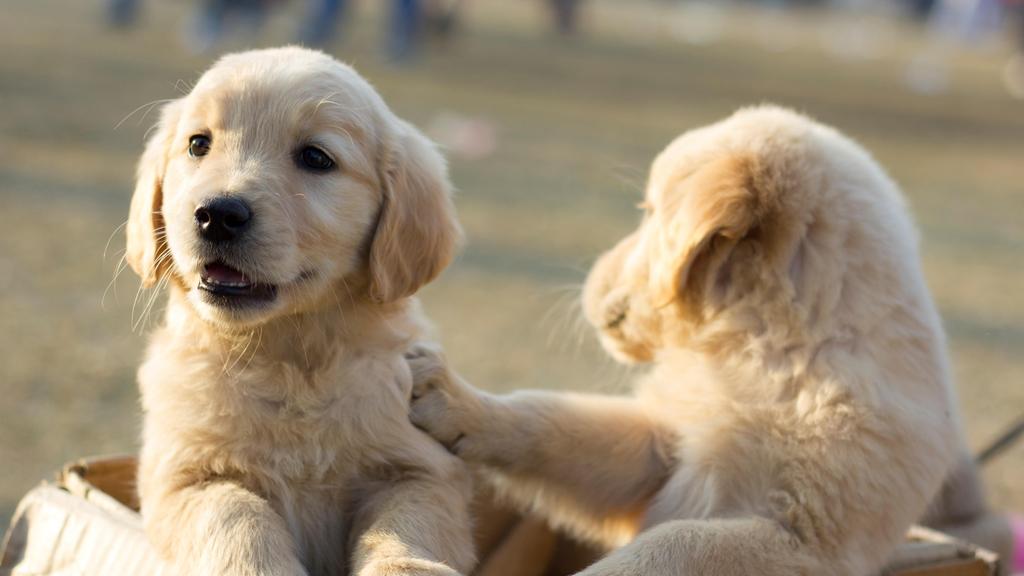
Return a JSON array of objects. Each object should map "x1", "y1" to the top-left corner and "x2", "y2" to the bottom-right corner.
[
  {"x1": 410, "y1": 106, "x2": 964, "y2": 575},
  {"x1": 126, "y1": 47, "x2": 474, "y2": 576}
]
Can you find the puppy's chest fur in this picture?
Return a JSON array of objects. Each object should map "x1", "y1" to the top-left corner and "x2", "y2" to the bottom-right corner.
[
  {"x1": 139, "y1": 329, "x2": 418, "y2": 571},
  {"x1": 231, "y1": 356, "x2": 404, "y2": 476}
]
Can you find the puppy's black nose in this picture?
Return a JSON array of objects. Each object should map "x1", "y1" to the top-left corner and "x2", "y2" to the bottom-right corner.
[{"x1": 194, "y1": 197, "x2": 252, "y2": 243}]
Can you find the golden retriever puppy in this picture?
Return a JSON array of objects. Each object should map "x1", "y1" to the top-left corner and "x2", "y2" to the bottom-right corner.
[
  {"x1": 125, "y1": 47, "x2": 474, "y2": 576},
  {"x1": 409, "y1": 106, "x2": 965, "y2": 575}
]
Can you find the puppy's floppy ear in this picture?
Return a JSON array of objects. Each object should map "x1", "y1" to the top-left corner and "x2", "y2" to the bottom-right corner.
[
  {"x1": 368, "y1": 120, "x2": 463, "y2": 304},
  {"x1": 649, "y1": 153, "x2": 759, "y2": 315},
  {"x1": 126, "y1": 100, "x2": 182, "y2": 288}
]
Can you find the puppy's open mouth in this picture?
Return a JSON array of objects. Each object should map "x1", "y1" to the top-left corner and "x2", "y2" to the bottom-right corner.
[{"x1": 198, "y1": 262, "x2": 277, "y2": 305}]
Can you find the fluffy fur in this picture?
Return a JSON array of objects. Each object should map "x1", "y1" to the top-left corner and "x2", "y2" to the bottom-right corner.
[
  {"x1": 126, "y1": 47, "x2": 474, "y2": 576},
  {"x1": 409, "y1": 106, "x2": 966, "y2": 575}
]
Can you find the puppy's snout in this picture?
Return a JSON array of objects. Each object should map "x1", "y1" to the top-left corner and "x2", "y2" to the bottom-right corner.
[{"x1": 194, "y1": 197, "x2": 253, "y2": 243}]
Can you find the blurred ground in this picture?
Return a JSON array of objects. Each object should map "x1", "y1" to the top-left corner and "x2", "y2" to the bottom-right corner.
[{"x1": 1, "y1": 0, "x2": 1022, "y2": 531}]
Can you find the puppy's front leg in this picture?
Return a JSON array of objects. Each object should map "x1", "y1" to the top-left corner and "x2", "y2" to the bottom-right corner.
[
  {"x1": 574, "y1": 517, "x2": 819, "y2": 576},
  {"x1": 350, "y1": 458, "x2": 476, "y2": 576},
  {"x1": 407, "y1": 347, "x2": 678, "y2": 534},
  {"x1": 143, "y1": 481, "x2": 308, "y2": 576}
]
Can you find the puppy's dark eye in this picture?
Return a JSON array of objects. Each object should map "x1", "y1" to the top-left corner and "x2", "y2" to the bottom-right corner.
[
  {"x1": 299, "y1": 146, "x2": 334, "y2": 172},
  {"x1": 188, "y1": 135, "x2": 211, "y2": 158}
]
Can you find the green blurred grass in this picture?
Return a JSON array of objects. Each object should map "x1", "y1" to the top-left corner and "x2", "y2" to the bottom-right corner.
[{"x1": 1, "y1": 0, "x2": 1022, "y2": 529}]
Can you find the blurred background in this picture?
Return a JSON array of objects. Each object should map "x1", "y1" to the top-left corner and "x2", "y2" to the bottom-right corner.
[{"x1": 1, "y1": 0, "x2": 1022, "y2": 532}]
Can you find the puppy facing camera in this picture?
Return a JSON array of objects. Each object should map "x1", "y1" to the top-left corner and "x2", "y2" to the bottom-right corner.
[{"x1": 127, "y1": 47, "x2": 472, "y2": 576}]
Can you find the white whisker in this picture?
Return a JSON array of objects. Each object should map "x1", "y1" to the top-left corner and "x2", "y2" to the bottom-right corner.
[{"x1": 114, "y1": 99, "x2": 175, "y2": 131}]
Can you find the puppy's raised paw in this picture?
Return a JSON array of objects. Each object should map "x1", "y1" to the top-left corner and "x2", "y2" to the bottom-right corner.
[
  {"x1": 404, "y1": 341, "x2": 442, "y2": 362},
  {"x1": 404, "y1": 342, "x2": 448, "y2": 400},
  {"x1": 406, "y1": 348, "x2": 488, "y2": 461}
]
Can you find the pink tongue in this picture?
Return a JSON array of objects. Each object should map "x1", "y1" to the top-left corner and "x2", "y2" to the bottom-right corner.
[{"x1": 204, "y1": 263, "x2": 249, "y2": 284}]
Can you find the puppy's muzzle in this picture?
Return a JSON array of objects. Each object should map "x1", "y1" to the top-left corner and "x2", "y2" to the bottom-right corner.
[{"x1": 195, "y1": 196, "x2": 252, "y2": 244}]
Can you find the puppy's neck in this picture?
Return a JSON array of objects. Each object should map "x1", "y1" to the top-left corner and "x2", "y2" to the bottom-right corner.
[{"x1": 162, "y1": 286, "x2": 420, "y2": 373}]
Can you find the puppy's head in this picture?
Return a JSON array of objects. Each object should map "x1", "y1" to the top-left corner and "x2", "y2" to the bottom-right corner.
[
  {"x1": 582, "y1": 147, "x2": 763, "y2": 363},
  {"x1": 584, "y1": 105, "x2": 906, "y2": 363},
  {"x1": 126, "y1": 47, "x2": 461, "y2": 327}
]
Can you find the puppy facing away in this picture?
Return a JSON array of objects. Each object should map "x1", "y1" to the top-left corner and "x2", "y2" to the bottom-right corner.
[
  {"x1": 410, "y1": 106, "x2": 966, "y2": 575},
  {"x1": 125, "y1": 47, "x2": 474, "y2": 576}
]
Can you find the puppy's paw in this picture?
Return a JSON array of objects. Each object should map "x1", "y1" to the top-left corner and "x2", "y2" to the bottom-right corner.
[
  {"x1": 359, "y1": 557, "x2": 462, "y2": 576},
  {"x1": 405, "y1": 342, "x2": 449, "y2": 394},
  {"x1": 406, "y1": 347, "x2": 488, "y2": 461},
  {"x1": 404, "y1": 341, "x2": 439, "y2": 361}
]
